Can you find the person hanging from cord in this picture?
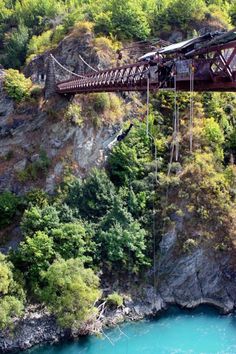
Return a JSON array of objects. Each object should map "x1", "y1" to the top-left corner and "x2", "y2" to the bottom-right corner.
[
  {"x1": 117, "y1": 121, "x2": 134, "y2": 141},
  {"x1": 107, "y1": 111, "x2": 149, "y2": 151},
  {"x1": 107, "y1": 121, "x2": 134, "y2": 150}
]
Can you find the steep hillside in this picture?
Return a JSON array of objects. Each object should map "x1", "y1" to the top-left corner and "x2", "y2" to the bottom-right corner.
[
  {"x1": 0, "y1": 1, "x2": 236, "y2": 352},
  {"x1": 0, "y1": 24, "x2": 134, "y2": 196}
]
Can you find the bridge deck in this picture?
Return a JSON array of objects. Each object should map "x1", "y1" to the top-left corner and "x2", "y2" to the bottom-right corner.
[{"x1": 55, "y1": 39, "x2": 236, "y2": 94}]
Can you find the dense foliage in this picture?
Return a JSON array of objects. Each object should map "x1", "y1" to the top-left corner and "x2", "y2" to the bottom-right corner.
[
  {"x1": 0, "y1": 254, "x2": 25, "y2": 330},
  {"x1": 41, "y1": 258, "x2": 100, "y2": 329},
  {"x1": 0, "y1": 0, "x2": 236, "y2": 333},
  {"x1": 0, "y1": 0, "x2": 235, "y2": 68},
  {"x1": 4, "y1": 69, "x2": 32, "y2": 102},
  {"x1": 0, "y1": 191, "x2": 20, "y2": 227}
]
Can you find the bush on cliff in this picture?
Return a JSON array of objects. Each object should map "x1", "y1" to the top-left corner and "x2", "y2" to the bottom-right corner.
[
  {"x1": 0, "y1": 191, "x2": 20, "y2": 228},
  {"x1": 40, "y1": 258, "x2": 101, "y2": 329},
  {"x1": 4, "y1": 69, "x2": 32, "y2": 102},
  {"x1": 0, "y1": 253, "x2": 25, "y2": 330},
  {"x1": 12, "y1": 231, "x2": 55, "y2": 289}
]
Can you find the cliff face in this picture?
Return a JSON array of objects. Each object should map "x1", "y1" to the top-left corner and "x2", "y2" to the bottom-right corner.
[
  {"x1": 0, "y1": 27, "x2": 128, "y2": 194},
  {"x1": 0, "y1": 92, "x2": 122, "y2": 194},
  {"x1": 158, "y1": 226, "x2": 236, "y2": 312}
]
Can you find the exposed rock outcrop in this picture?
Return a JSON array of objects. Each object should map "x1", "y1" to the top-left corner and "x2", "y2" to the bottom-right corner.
[{"x1": 0, "y1": 26, "x2": 126, "y2": 194}]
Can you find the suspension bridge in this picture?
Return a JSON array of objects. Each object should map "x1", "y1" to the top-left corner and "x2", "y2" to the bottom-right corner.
[{"x1": 52, "y1": 29, "x2": 236, "y2": 95}]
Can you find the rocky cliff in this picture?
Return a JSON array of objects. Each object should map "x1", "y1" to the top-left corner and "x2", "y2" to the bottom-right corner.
[{"x1": 0, "y1": 25, "x2": 132, "y2": 195}]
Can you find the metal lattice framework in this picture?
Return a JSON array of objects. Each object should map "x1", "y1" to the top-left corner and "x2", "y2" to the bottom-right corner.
[{"x1": 55, "y1": 38, "x2": 236, "y2": 94}]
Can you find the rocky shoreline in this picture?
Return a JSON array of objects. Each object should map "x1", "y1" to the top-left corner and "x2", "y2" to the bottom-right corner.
[
  {"x1": 1, "y1": 222, "x2": 236, "y2": 353},
  {"x1": 0, "y1": 288, "x2": 234, "y2": 354}
]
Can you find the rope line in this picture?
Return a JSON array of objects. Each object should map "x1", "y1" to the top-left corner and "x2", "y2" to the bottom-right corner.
[
  {"x1": 50, "y1": 54, "x2": 87, "y2": 79},
  {"x1": 146, "y1": 75, "x2": 150, "y2": 136},
  {"x1": 146, "y1": 131, "x2": 158, "y2": 309},
  {"x1": 176, "y1": 106, "x2": 180, "y2": 161},
  {"x1": 189, "y1": 62, "x2": 194, "y2": 153},
  {"x1": 167, "y1": 74, "x2": 178, "y2": 176},
  {"x1": 79, "y1": 54, "x2": 98, "y2": 72},
  {"x1": 153, "y1": 141, "x2": 158, "y2": 307}
]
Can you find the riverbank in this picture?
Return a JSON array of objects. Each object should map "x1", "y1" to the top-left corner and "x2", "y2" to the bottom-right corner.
[{"x1": 0, "y1": 286, "x2": 234, "y2": 354}]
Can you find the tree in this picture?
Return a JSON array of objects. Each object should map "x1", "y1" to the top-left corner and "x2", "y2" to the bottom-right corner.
[
  {"x1": 203, "y1": 118, "x2": 224, "y2": 145},
  {"x1": 97, "y1": 196, "x2": 148, "y2": 272},
  {"x1": 51, "y1": 222, "x2": 86, "y2": 260},
  {"x1": 0, "y1": 253, "x2": 25, "y2": 330},
  {"x1": 25, "y1": 188, "x2": 49, "y2": 208},
  {"x1": 14, "y1": 0, "x2": 63, "y2": 34},
  {"x1": 0, "y1": 191, "x2": 20, "y2": 228},
  {"x1": 108, "y1": 143, "x2": 141, "y2": 186},
  {"x1": 41, "y1": 258, "x2": 101, "y2": 329},
  {"x1": 66, "y1": 169, "x2": 116, "y2": 220},
  {"x1": 81, "y1": 169, "x2": 116, "y2": 219},
  {"x1": 27, "y1": 30, "x2": 53, "y2": 61},
  {"x1": 13, "y1": 231, "x2": 55, "y2": 287},
  {"x1": 56, "y1": 203, "x2": 75, "y2": 223},
  {"x1": 108, "y1": 121, "x2": 152, "y2": 186},
  {"x1": 93, "y1": 0, "x2": 151, "y2": 39},
  {"x1": 154, "y1": 0, "x2": 207, "y2": 33},
  {"x1": 21, "y1": 205, "x2": 60, "y2": 236},
  {"x1": 202, "y1": 117, "x2": 225, "y2": 160},
  {"x1": 3, "y1": 24, "x2": 29, "y2": 69}
]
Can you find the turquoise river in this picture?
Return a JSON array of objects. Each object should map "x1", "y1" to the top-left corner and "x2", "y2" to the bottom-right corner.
[{"x1": 27, "y1": 306, "x2": 236, "y2": 354}]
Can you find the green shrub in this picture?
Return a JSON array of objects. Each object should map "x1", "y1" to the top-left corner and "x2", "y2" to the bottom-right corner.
[
  {"x1": 230, "y1": 2, "x2": 236, "y2": 26},
  {"x1": 66, "y1": 169, "x2": 116, "y2": 220},
  {"x1": 65, "y1": 102, "x2": 83, "y2": 125},
  {"x1": 71, "y1": 21, "x2": 94, "y2": 37},
  {"x1": 85, "y1": 93, "x2": 110, "y2": 116},
  {"x1": 2, "y1": 24, "x2": 29, "y2": 69},
  {"x1": 107, "y1": 292, "x2": 123, "y2": 307},
  {"x1": 13, "y1": 231, "x2": 55, "y2": 287},
  {"x1": 203, "y1": 118, "x2": 224, "y2": 145},
  {"x1": 51, "y1": 25, "x2": 66, "y2": 45},
  {"x1": 94, "y1": 36, "x2": 119, "y2": 52},
  {"x1": 51, "y1": 222, "x2": 86, "y2": 260},
  {"x1": 40, "y1": 258, "x2": 101, "y2": 329},
  {"x1": 0, "y1": 253, "x2": 25, "y2": 330},
  {"x1": 92, "y1": 93, "x2": 110, "y2": 114},
  {"x1": 97, "y1": 196, "x2": 148, "y2": 272},
  {"x1": 0, "y1": 191, "x2": 19, "y2": 228},
  {"x1": 94, "y1": 0, "x2": 150, "y2": 39},
  {"x1": 25, "y1": 188, "x2": 48, "y2": 208},
  {"x1": 21, "y1": 205, "x2": 60, "y2": 236},
  {"x1": 17, "y1": 150, "x2": 51, "y2": 182},
  {"x1": 14, "y1": 0, "x2": 63, "y2": 33},
  {"x1": 202, "y1": 117, "x2": 224, "y2": 160},
  {"x1": 4, "y1": 69, "x2": 32, "y2": 102},
  {"x1": 27, "y1": 30, "x2": 53, "y2": 60},
  {"x1": 154, "y1": 0, "x2": 207, "y2": 33},
  {"x1": 207, "y1": 4, "x2": 231, "y2": 28}
]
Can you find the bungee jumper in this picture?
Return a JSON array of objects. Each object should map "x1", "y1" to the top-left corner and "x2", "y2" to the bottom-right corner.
[
  {"x1": 117, "y1": 122, "x2": 134, "y2": 141},
  {"x1": 107, "y1": 121, "x2": 134, "y2": 150}
]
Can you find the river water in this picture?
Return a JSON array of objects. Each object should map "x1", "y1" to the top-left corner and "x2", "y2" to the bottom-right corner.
[{"x1": 27, "y1": 306, "x2": 236, "y2": 354}]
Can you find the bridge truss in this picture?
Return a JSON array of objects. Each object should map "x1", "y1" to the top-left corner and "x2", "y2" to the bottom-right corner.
[{"x1": 55, "y1": 32, "x2": 236, "y2": 94}]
